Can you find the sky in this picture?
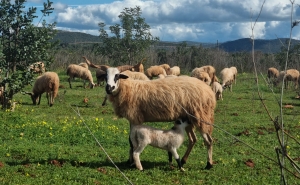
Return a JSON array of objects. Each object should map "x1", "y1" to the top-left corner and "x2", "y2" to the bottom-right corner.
[{"x1": 24, "y1": 0, "x2": 300, "y2": 43}]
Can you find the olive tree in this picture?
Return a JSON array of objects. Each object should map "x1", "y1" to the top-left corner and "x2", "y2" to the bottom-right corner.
[
  {"x1": 95, "y1": 6, "x2": 159, "y2": 66},
  {"x1": 0, "y1": 0, "x2": 57, "y2": 109}
]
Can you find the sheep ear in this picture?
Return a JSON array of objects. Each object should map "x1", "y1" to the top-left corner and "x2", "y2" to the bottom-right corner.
[{"x1": 119, "y1": 74, "x2": 129, "y2": 79}]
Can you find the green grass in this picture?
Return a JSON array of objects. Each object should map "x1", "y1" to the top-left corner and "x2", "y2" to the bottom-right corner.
[{"x1": 0, "y1": 71, "x2": 299, "y2": 185}]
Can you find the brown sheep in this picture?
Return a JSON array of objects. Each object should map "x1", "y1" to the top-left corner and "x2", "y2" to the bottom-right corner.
[
  {"x1": 275, "y1": 69, "x2": 300, "y2": 89},
  {"x1": 145, "y1": 65, "x2": 167, "y2": 79},
  {"x1": 267, "y1": 67, "x2": 279, "y2": 83},
  {"x1": 132, "y1": 58, "x2": 146, "y2": 73},
  {"x1": 191, "y1": 65, "x2": 216, "y2": 85},
  {"x1": 191, "y1": 70, "x2": 211, "y2": 86},
  {"x1": 25, "y1": 72, "x2": 59, "y2": 106},
  {"x1": 66, "y1": 64, "x2": 95, "y2": 89},
  {"x1": 103, "y1": 67, "x2": 216, "y2": 169}
]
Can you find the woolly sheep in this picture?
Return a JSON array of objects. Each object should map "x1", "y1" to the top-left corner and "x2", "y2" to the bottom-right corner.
[
  {"x1": 220, "y1": 67, "x2": 234, "y2": 92},
  {"x1": 25, "y1": 72, "x2": 59, "y2": 106},
  {"x1": 101, "y1": 70, "x2": 150, "y2": 106},
  {"x1": 159, "y1": 64, "x2": 171, "y2": 75},
  {"x1": 132, "y1": 59, "x2": 146, "y2": 73},
  {"x1": 103, "y1": 67, "x2": 216, "y2": 169},
  {"x1": 191, "y1": 70, "x2": 212, "y2": 86},
  {"x1": 28, "y1": 61, "x2": 45, "y2": 75},
  {"x1": 78, "y1": 62, "x2": 88, "y2": 69},
  {"x1": 229, "y1": 66, "x2": 238, "y2": 85},
  {"x1": 211, "y1": 82, "x2": 223, "y2": 101},
  {"x1": 191, "y1": 65, "x2": 216, "y2": 84},
  {"x1": 169, "y1": 66, "x2": 180, "y2": 76},
  {"x1": 267, "y1": 67, "x2": 279, "y2": 84},
  {"x1": 145, "y1": 66, "x2": 167, "y2": 79},
  {"x1": 130, "y1": 118, "x2": 189, "y2": 171},
  {"x1": 66, "y1": 64, "x2": 95, "y2": 89},
  {"x1": 275, "y1": 69, "x2": 300, "y2": 89}
]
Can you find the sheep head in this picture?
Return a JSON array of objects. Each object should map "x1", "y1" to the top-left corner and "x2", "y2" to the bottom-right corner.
[
  {"x1": 105, "y1": 68, "x2": 128, "y2": 95},
  {"x1": 24, "y1": 92, "x2": 39, "y2": 105}
]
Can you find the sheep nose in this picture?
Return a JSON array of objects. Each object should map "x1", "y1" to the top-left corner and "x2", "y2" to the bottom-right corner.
[{"x1": 105, "y1": 85, "x2": 115, "y2": 94}]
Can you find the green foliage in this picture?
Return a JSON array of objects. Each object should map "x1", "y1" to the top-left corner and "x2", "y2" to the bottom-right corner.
[
  {"x1": 95, "y1": 6, "x2": 159, "y2": 66},
  {"x1": 0, "y1": 0, "x2": 57, "y2": 109}
]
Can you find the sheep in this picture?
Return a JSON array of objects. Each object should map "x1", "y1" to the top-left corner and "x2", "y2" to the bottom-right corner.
[
  {"x1": 82, "y1": 56, "x2": 110, "y2": 70},
  {"x1": 24, "y1": 72, "x2": 59, "y2": 106},
  {"x1": 220, "y1": 67, "x2": 234, "y2": 92},
  {"x1": 229, "y1": 66, "x2": 238, "y2": 85},
  {"x1": 132, "y1": 58, "x2": 146, "y2": 73},
  {"x1": 169, "y1": 66, "x2": 180, "y2": 76},
  {"x1": 101, "y1": 70, "x2": 150, "y2": 106},
  {"x1": 78, "y1": 62, "x2": 88, "y2": 69},
  {"x1": 103, "y1": 67, "x2": 216, "y2": 169},
  {"x1": 275, "y1": 69, "x2": 300, "y2": 89},
  {"x1": 28, "y1": 61, "x2": 45, "y2": 75},
  {"x1": 95, "y1": 68, "x2": 107, "y2": 86},
  {"x1": 145, "y1": 65, "x2": 167, "y2": 79},
  {"x1": 191, "y1": 65, "x2": 216, "y2": 85},
  {"x1": 211, "y1": 82, "x2": 223, "y2": 101},
  {"x1": 267, "y1": 67, "x2": 279, "y2": 84},
  {"x1": 159, "y1": 64, "x2": 171, "y2": 75},
  {"x1": 191, "y1": 70, "x2": 212, "y2": 86},
  {"x1": 121, "y1": 70, "x2": 150, "y2": 81},
  {"x1": 130, "y1": 118, "x2": 190, "y2": 171},
  {"x1": 66, "y1": 64, "x2": 95, "y2": 89}
]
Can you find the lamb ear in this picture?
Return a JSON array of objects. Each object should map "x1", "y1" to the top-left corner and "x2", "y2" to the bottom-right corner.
[{"x1": 119, "y1": 74, "x2": 129, "y2": 79}]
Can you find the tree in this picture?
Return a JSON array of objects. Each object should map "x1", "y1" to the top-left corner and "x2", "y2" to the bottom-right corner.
[
  {"x1": 95, "y1": 6, "x2": 159, "y2": 66},
  {"x1": 0, "y1": 0, "x2": 57, "y2": 109}
]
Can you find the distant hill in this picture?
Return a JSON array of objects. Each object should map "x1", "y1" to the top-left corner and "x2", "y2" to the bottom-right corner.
[{"x1": 53, "y1": 30, "x2": 300, "y2": 53}]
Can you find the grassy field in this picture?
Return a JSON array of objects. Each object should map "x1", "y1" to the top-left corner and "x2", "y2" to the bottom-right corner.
[{"x1": 0, "y1": 70, "x2": 299, "y2": 185}]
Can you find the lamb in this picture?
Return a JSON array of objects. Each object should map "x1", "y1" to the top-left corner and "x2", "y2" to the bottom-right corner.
[
  {"x1": 25, "y1": 72, "x2": 59, "y2": 106},
  {"x1": 229, "y1": 66, "x2": 238, "y2": 85},
  {"x1": 220, "y1": 67, "x2": 234, "y2": 92},
  {"x1": 169, "y1": 66, "x2": 180, "y2": 76},
  {"x1": 275, "y1": 69, "x2": 300, "y2": 89},
  {"x1": 102, "y1": 67, "x2": 216, "y2": 169},
  {"x1": 145, "y1": 65, "x2": 167, "y2": 79},
  {"x1": 28, "y1": 61, "x2": 45, "y2": 75},
  {"x1": 66, "y1": 64, "x2": 95, "y2": 89},
  {"x1": 191, "y1": 70, "x2": 212, "y2": 86},
  {"x1": 211, "y1": 82, "x2": 223, "y2": 101},
  {"x1": 191, "y1": 65, "x2": 216, "y2": 84},
  {"x1": 267, "y1": 67, "x2": 279, "y2": 83},
  {"x1": 130, "y1": 118, "x2": 189, "y2": 171}
]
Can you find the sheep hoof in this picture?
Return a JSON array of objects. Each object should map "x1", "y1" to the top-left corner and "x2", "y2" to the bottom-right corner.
[
  {"x1": 204, "y1": 162, "x2": 213, "y2": 170},
  {"x1": 180, "y1": 167, "x2": 185, "y2": 172}
]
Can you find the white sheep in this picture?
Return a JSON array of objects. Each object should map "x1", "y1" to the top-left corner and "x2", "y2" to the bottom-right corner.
[
  {"x1": 28, "y1": 61, "x2": 45, "y2": 75},
  {"x1": 145, "y1": 65, "x2": 167, "y2": 79},
  {"x1": 25, "y1": 72, "x2": 59, "y2": 106},
  {"x1": 169, "y1": 66, "x2": 180, "y2": 76},
  {"x1": 191, "y1": 65, "x2": 216, "y2": 84},
  {"x1": 66, "y1": 64, "x2": 95, "y2": 89},
  {"x1": 229, "y1": 66, "x2": 238, "y2": 85},
  {"x1": 191, "y1": 70, "x2": 212, "y2": 86},
  {"x1": 220, "y1": 67, "x2": 234, "y2": 92},
  {"x1": 211, "y1": 82, "x2": 223, "y2": 101},
  {"x1": 103, "y1": 67, "x2": 216, "y2": 169},
  {"x1": 130, "y1": 118, "x2": 189, "y2": 171}
]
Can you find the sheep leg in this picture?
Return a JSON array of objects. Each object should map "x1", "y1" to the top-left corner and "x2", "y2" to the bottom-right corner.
[
  {"x1": 169, "y1": 149, "x2": 184, "y2": 172},
  {"x1": 37, "y1": 94, "x2": 42, "y2": 105},
  {"x1": 68, "y1": 77, "x2": 72, "y2": 89},
  {"x1": 168, "y1": 151, "x2": 172, "y2": 165},
  {"x1": 128, "y1": 136, "x2": 134, "y2": 165},
  {"x1": 202, "y1": 132, "x2": 213, "y2": 170},
  {"x1": 181, "y1": 124, "x2": 197, "y2": 166},
  {"x1": 133, "y1": 145, "x2": 146, "y2": 171},
  {"x1": 102, "y1": 94, "x2": 107, "y2": 106}
]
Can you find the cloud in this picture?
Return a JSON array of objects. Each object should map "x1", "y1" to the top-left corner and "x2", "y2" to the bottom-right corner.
[{"x1": 49, "y1": 0, "x2": 299, "y2": 42}]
